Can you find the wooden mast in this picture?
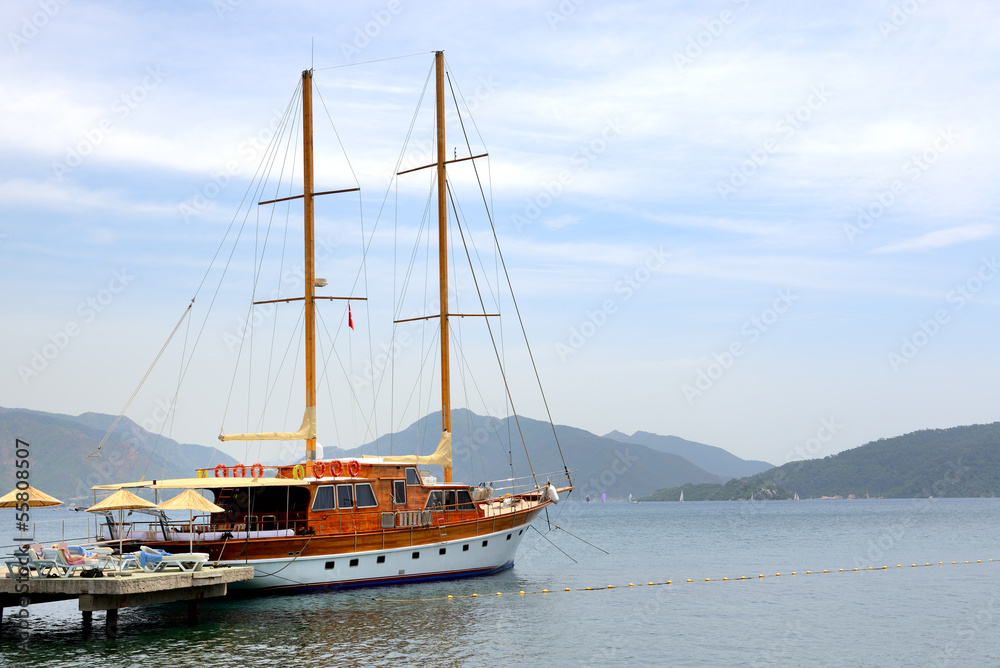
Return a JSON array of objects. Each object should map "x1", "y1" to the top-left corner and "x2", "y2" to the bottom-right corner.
[
  {"x1": 435, "y1": 51, "x2": 453, "y2": 483},
  {"x1": 303, "y1": 69, "x2": 317, "y2": 465}
]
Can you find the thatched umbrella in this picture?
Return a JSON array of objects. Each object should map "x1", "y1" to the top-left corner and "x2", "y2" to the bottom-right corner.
[
  {"x1": 0, "y1": 485, "x2": 62, "y2": 508},
  {"x1": 86, "y1": 489, "x2": 157, "y2": 559},
  {"x1": 157, "y1": 489, "x2": 223, "y2": 553}
]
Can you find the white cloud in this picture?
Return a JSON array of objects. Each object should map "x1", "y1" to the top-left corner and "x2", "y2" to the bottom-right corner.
[{"x1": 870, "y1": 224, "x2": 998, "y2": 254}]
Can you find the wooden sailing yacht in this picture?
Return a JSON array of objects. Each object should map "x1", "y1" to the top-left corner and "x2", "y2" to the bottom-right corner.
[{"x1": 92, "y1": 53, "x2": 572, "y2": 591}]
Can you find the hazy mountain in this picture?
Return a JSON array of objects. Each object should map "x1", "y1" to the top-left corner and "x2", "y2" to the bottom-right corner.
[
  {"x1": 339, "y1": 409, "x2": 726, "y2": 499},
  {"x1": 604, "y1": 430, "x2": 773, "y2": 480},
  {"x1": 0, "y1": 406, "x2": 237, "y2": 503}
]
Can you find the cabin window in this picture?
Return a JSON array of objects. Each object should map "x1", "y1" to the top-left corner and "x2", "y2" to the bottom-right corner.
[
  {"x1": 425, "y1": 490, "x2": 444, "y2": 510},
  {"x1": 405, "y1": 468, "x2": 421, "y2": 485},
  {"x1": 349, "y1": 558, "x2": 359, "y2": 567},
  {"x1": 462, "y1": 544, "x2": 469, "y2": 552},
  {"x1": 455, "y1": 489, "x2": 475, "y2": 510},
  {"x1": 337, "y1": 484, "x2": 354, "y2": 509},
  {"x1": 312, "y1": 485, "x2": 336, "y2": 511},
  {"x1": 393, "y1": 480, "x2": 406, "y2": 505},
  {"x1": 355, "y1": 483, "x2": 378, "y2": 508},
  {"x1": 377, "y1": 555, "x2": 386, "y2": 564}
]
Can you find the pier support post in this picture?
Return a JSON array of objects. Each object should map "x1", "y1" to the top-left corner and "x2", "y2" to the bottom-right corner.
[
  {"x1": 187, "y1": 599, "x2": 199, "y2": 624},
  {"x1": 82, "y1": 610, "x2": 92, "y2": 637},
  {"x1": 106, "y1": 608, "x2": 118, "y2": 639}
]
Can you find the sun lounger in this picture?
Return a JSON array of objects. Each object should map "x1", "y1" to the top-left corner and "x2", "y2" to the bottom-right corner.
[
  {"x1": 138, "y1": 545, "x2": 209, "y2": 572},
  {"x1": 4, "y1": 544, "x2": 61, "y2": 578},
  {"x1": 40, "y1": 546, "x2": 100, "y2": 577}
]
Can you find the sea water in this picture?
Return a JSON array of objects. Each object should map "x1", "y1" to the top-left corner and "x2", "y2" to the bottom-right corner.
[{"x1": 3, "y1": 498, "x2": 999, "y2": 667}]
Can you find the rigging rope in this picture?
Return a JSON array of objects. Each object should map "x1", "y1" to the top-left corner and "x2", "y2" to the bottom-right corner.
[{"x1": 444, "y1": 63, "x2": 572, "y2": 487}]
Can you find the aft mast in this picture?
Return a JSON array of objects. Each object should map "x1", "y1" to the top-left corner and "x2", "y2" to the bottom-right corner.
[{"x1": 435, "y1": 51, "x2": 453, "y2": 484}]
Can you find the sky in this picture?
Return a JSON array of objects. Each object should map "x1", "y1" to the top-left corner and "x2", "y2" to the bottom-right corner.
[{"x1": 1, "y1": 0, "x2": 998, "y2": 469}]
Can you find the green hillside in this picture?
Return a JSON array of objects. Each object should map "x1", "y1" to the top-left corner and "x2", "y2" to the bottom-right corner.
[
  {"x1": 642, "y1": 479, "x2": 793, "y2": 502},
  {"x1": 641, "y1": 423, "x2": 1000, "y2": 501},
  {"x1": 747, "y1": 423, "x2": 1000, "y2": 498}
]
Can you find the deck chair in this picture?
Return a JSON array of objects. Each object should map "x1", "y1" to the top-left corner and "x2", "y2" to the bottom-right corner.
[
  {"x1": 41, "y1": 546, "x2": 99, "y2": 577},
  {"x1": 138, "y1": 545, "x2": 209, "y2": 572},
  {"x1": 4, "y1": 544, "x2": 60, "y2": 578}
]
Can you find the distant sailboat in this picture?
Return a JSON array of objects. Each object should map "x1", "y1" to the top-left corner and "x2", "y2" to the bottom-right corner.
[
  {"x1": 794, "y1": 492, "x2": 800, "y2": 501},
  {"x1": 679, "y1": 490, "x2": 684, "y2": 502}
]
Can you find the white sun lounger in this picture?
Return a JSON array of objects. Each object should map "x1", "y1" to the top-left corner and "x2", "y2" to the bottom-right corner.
[{"x1": 138, "y1": 545, "x2": 209, "y2": 572}]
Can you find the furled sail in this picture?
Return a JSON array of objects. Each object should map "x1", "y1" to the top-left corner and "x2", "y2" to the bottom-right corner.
[
  {"x1": 219, "y1": 407, "x2": 316, "y2": 442},
  {"x1": 384, "y1": 431, "x2": 452, "y2": 468}
]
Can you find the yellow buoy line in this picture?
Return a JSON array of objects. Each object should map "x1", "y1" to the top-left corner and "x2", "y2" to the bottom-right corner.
[{"x1": 372, "y1": 558, "x2": 998, "y2": 603}]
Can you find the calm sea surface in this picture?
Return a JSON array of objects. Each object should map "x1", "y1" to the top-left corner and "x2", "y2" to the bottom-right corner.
[{"x1": 3, "y1": 498, "x2": 1000, "y2": 667}]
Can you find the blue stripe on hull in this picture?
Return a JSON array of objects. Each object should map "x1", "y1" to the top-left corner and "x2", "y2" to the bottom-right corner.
[{"x1": 228, "y1": 559, "x2": 515, "y2": 596}]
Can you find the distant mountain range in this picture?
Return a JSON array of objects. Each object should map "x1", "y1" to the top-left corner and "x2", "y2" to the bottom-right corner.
[
  {"x1": 0, "y1": 405, "x2": 766, "y2": 503},
  {"x1": 0, "y1": 406, "x2": 237, "y2": 503},
  {"x1": 604, "y1": 430, "x2": 772, "y2": 479}
]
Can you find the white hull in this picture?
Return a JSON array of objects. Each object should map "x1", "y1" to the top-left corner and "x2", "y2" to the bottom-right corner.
[{"x1": 224, "y1": 524, "x2": 530, "y2": 592}]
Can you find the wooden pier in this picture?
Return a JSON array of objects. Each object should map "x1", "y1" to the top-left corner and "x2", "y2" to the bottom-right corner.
[{"x1": 1, "y1": 565, "x2": 254, "y2": 638}]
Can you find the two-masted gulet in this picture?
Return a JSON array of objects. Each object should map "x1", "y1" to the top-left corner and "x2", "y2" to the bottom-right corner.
[{"x1": 92, "y1": 53, "x2": 572, "y2": 591}]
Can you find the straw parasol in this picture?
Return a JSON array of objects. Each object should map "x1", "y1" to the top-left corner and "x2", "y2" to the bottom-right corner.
[
  {"x1": 86, "y1": 489, "x2": 157, "y2": 558},
  {"x1": 0, "y1": 485, "x2": 63, "y2": 508},
  {"x1": 157, "y1": 489, "x2": 223, "y2": 553}
]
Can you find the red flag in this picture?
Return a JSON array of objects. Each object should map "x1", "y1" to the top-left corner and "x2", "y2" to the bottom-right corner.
[{"x1": 348, "y1": 303, "x2": 354, "y2": 331}]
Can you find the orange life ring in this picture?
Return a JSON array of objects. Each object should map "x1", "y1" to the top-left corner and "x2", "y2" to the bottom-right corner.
[
  {"x1": 348, "y1": 460, "x2": 360, "y2": 477},
  {"x1": 250, "y1": 463, "x2": 264, "y2": 479},
  {"x1": 331, "y1": 460, "x2": 343, "y2": 477},
  {"x1": 214, "y1": 464, "x2": 228, "y2": 478},
  {"x1": 313, "y1": 461, "x2": 326, "y2": 478},
  {"x1": 232, "y1": 463, "x2": 247, "y2": 478}
]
